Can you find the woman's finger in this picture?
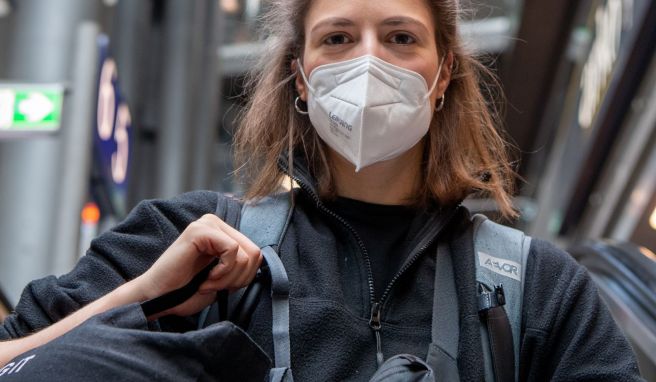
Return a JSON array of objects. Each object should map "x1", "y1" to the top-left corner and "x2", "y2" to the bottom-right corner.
[
  {"x1": 196, "y1": 214, "x2": 261, "y2": 267},
  {"x1": 214, "y1": 217, "x2": 261, "y2": 257},
  {"x1": 180, "y1": 214, "x2": 263, "y2": 293},
  {"x1": 201, "y1": 250, "x2": 260, "y2": 292}
]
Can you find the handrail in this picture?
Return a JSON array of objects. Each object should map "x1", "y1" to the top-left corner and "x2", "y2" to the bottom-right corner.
[
  {"x1": 572, "y1": 241, "x2": 656, "y2": 319},
  {"x1": 569, "y1": 240, "x2": 656, "y2": 371}
]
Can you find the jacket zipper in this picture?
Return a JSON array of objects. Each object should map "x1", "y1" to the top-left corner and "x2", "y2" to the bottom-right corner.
[
  {"x1": 377, "y1": 205, "x2": 458, "y2": 307},
  {"x1": 287, "y1": 172, "x2": 376, "y2": 301},
  {"x1": 371, "y1": 207, "x2": 458, "y2": 367},
  {"x1": 285, "y1": 169, "x2": 457, "y2": 368}
]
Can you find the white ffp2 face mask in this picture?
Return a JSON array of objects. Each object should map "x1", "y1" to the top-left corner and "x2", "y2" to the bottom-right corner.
[{"x1": 299, "y1": 55, "x2": 445, "y2": 171}]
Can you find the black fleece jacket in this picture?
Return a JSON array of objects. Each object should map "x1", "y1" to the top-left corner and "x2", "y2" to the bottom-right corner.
[{"x1": 0, "y1": 168, "x2": 642, "y2": 381}]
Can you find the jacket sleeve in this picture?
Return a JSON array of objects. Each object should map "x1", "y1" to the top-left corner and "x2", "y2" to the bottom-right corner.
[
  {"x1": 0, "y1": 191, "x2": 220, "y2": 340},
  {"x1": 519, "y1": 238, "x2": 643, "y2": 381}
]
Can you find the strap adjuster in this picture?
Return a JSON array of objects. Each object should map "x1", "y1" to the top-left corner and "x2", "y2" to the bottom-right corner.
[{"x1": 478, "y1": 284, "x2": 506, "y2": 314}]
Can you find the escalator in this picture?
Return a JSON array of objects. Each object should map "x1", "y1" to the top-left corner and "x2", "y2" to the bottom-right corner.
[{"x1": 570, "y1": 241, "x2": 656, "y2": 380}]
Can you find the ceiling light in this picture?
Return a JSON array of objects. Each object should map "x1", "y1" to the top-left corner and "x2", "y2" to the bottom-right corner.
[{"x1": 220, "y1": 0, "x2": 240, "y2": 14}]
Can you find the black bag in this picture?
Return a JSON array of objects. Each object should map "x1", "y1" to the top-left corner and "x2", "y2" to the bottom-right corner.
[{"x1": 0, "y1": 303, "x2": 271, "y2": 381}]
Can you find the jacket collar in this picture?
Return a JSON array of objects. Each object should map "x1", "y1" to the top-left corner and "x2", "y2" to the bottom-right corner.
[
  {"x1": 277, "y1": 151, "x2": 320, "y2": 199},
  {"x1": 278, "y1": 151, "x2": 459, "y2": 211}
]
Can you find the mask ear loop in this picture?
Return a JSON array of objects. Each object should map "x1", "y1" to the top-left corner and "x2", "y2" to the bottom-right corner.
[
  {"x1": 424, "y1": 55, "x2": 447, "y2": 101},
  {"x1": 295, "y1": 59, "x2": 314, "y2": 115},
  {"x1": 296, "y1": 59, "x2": 315, "y2": 94}
]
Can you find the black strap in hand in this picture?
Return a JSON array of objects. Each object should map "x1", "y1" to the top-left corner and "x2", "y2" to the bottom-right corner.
[
  {"x1": 479, "y1": 285, "x2": 515, "y2": 382},
  {"x1": 140, "y1": 258, "x2": 219, "y2": 317}
]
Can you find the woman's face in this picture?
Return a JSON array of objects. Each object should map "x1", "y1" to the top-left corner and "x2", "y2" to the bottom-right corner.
[{"x1": 296, "y1": 0, "x2": 450, "y2": 109}]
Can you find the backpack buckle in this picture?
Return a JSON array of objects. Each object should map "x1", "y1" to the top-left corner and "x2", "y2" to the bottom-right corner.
[{"x1": 477, "y1": 283, "x2": 506, "y2": 315}]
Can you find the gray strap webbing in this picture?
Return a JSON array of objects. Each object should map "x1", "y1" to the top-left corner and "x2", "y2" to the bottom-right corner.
[
  {"x1": 240, "y1": 194, "x2": 293, "y2": 249},
  {"x1": 261, "y1": 246, "x2": 293, "y2": 380},
  {"x1": 269, "y1": 367, "x2": 293, "y2": 382},
  {"x1": 240, "y1": 194, "x2": 294, "y2": 382},
  {"x1": 472, "y1": 214, "x2": 531, "y2": 381},
  {"x1": 426, "y1": 242, "x2": 460, "y2": 381}
]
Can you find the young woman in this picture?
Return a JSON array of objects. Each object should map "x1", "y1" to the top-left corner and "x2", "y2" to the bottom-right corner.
[{"x1": 0, "y1": 0, "x2": 642, "y2": 380}]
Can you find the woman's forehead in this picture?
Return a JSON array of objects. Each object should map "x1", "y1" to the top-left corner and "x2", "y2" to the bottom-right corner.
[{"x1": 304, "y1": 0, "x2": 435, "y2": 32}]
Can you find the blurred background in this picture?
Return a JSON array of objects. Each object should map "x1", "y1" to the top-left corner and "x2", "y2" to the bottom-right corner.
[{"x1": 0, "y1": 0, "x2": 655, "y2": 377}]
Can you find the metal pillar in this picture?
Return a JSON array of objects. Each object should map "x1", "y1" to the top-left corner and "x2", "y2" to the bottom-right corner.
[
  {"x1": 0, "y1": 0, "x2": 101, "y2": 304},
  {"x1": 112, "y1": 0, "x2": 156, "y2": 207},
  {"x1": 189, "y1": 0, "x2": 222, "y2": 190},
  {"x1": 51, "y1": 22, "x2": 100, "y2": 276},
  {"x1": 0, "y1": 13, "x2": 13, "y2": 76},
  {"x1": 156, "y1": 0, "x2": 200, "y2": 198},
  {"x1": 155, "y1": 0, "x2": 223, "y2": 197}
]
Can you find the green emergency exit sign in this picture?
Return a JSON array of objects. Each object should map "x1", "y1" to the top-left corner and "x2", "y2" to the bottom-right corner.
[{"x1": 0, "y1": 84, "x2": 64, "y2": 133}]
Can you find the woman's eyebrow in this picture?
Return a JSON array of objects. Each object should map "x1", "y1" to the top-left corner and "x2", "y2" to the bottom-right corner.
[
  {"x1": 310, "y1": 17, "x2": 355, "y2": 34},
  {"x1": 380, "y1": 16, "x2": 430, "y2": 33}
]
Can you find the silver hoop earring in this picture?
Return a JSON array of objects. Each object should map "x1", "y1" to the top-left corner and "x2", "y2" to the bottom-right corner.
[
  {"x1": 295, "y1": 96, "x2": 309, "y2": 115},
  {"x1": 436, "y1": 94, "x2": 446, "y2": 111}
]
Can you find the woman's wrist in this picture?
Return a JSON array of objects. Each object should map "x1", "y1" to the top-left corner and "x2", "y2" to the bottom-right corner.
[
  {"x1": 0, "y1": 336, "x2": 36, "y2": 369},
  {"x1": 129, "y1": 273, "x2": 161, "y2": 302},
  {"x1": 100, "y1": 276, "x2": 154, "y2": 308},
  {"x1": 0, "y1": 341, "x2": 11, "y2": 368},
  {"x1": 0, "y1": 277, "x2": 158, "y2": 370}
]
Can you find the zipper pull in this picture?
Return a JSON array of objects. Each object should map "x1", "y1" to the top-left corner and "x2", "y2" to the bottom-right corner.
[{"x1": 369, "y1": 302, "x2": 384, "y2": 367}]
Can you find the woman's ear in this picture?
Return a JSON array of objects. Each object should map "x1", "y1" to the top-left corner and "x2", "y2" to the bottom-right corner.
[
  {"x1": 437, "y1": 52, "x2": 455, "y2": 96},
  {"x1": 291, "y1": 59, "x2": 308, "y2": 102}
]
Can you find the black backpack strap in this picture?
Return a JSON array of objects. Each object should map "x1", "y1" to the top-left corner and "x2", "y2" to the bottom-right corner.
[
  {"x1": 478, "y1": 286, "x2": 515, "y2": 382},
  {"x1": 141, "y1": 195, "x2": 242, "y2": 318},
  {"x1": 426, "y1": 242, "x2": 460, "y2": 380}
]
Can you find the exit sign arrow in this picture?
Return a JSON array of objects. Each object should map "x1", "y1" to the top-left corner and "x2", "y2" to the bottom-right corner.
[
  {"x1": 0, "y1": 83, "x2": 65, "y2": 136},
  {"x1": 18, "y1": 92, "x2": 56, "y2": 122}
]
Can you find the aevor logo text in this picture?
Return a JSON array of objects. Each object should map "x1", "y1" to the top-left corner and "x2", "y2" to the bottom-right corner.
[{"x1": 478, "y1": 251, "x2": 521, "y2": 281}]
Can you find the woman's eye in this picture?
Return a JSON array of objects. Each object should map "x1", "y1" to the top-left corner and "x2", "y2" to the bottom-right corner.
[
  {"x1": 389, "y1": 33, "x2": 416, "y2": 45},
  {"x1": 324, "y1": 34, "x2": 352, "y2": 45}
]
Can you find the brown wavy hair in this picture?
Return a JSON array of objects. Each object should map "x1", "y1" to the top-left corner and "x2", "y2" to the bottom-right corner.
[{"x1": 234, "y1": 0, "x2": 518, "y2": 218}]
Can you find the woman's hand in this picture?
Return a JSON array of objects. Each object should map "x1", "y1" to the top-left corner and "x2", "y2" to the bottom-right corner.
[
  {"x1": 135, "y1": 214, "x2": 262, "y2": 318},
  {"x1": 0, "y1": 214, "x2": 262, "y2": 369}
]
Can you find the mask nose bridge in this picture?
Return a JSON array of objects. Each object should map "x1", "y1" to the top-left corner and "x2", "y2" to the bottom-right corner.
[
  {"x1": 334, "y1": 59, "x2": 402, "y2": 90},
  {"x1": 367, "y1": 64, "x2": 402, "y2": 90}
]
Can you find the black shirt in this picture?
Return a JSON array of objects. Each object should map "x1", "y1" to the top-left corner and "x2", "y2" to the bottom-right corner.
[{"x1": 327, "y1": 197, "x2": 425, "y2": 300}]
